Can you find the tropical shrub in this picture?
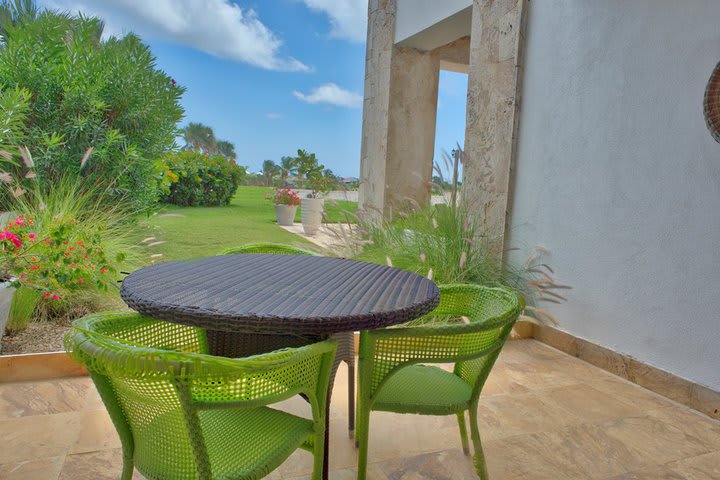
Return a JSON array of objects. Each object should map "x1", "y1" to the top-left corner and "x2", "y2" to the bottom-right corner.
[
  {"x1": 0, "y1": 165, "x2": 135, "y2": 330},
  {"x1": 294, "y1": 149, "x2": 337, "y2": 197},
  {"x1": 0, "y1": 6, "x2": 185, "y2": 211},
  {"x1": 273, "y1": 188, "x2": 301, "y2": 206},
  {"x1": 161, "y1": 150, "x2": 246, "y2": 206}
]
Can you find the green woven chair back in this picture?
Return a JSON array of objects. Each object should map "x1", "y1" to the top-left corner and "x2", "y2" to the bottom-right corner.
[
  {"x1": 365, "y1": 284, "x2": 524, "y2": 401},
  {"x1": 66, "y1": 312, "x2": 336, "y2": 480},
  {"x1": 355, "y1": 284, "x2": 524, "y2": 480},
  {"x1": 220, "y1": 242, "x2": 317, "y2": 256}
]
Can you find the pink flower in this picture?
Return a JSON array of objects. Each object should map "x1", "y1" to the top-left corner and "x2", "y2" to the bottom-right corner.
[
  {"x1": 27, "y1": 233, "x2": 35, "y2": 239},
  {"x1": 51, "y1": 294, "x2": 60, "y2": 301},
  {"x1": 19, "y1": 273, "x2": 26, "y2": 279},
  {"x1": 77, "y1": 278, "x2": 84, "y2": 283}
]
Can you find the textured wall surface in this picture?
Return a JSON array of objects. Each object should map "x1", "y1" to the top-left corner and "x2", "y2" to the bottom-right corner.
[
  {"x1": 508, "y1": 0, "x2": 720, "y2": 390},
  {"x1": 463, "y1": 0, "x2": 528, "y2": 255},
  {"x1": 360, "y1": 1, "x2": 470, "y2": 216},
  {"x1": 359, "y1": 0, "x2": 396, "y2": 213}
]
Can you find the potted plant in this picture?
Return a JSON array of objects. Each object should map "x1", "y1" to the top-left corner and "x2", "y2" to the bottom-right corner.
[
  {"x1": 0, "y1": 275, "x2": 14, "y2": 344},
  {"x1": 273, "y1": 188, "x2": 301, "y2": 226},
  {"x1": 295, "y1": 150, "x2": 335, "y2": 236}
]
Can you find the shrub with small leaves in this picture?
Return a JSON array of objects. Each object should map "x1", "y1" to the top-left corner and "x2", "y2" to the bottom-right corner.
[{"x1": 161, "y1": 150, "x2": 246, "y2": 206}]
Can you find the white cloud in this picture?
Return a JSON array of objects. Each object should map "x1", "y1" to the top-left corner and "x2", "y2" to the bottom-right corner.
[
  {"x1": 293, "y1": 83, "x2": 363, "y2": 108},
  {"x1": 302, "y1": 0, "x2": 368, "y2": 43},
  {"x1": 42, "y1": 0, "x2": 310, "y2": 71},
  {"x1": 265, "y1": 112, "x2": 283, "y2": 120}
]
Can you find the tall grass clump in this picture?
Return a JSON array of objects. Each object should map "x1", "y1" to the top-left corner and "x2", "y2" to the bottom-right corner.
[
  {"x1": 1, "y1": 174, "x2": 137, "y2": 330},
  {"x1": 350, "y1": 147, "x2": 569, "y2": 325},
  {"x1": 6, "y1": 286, "x2": 37, "y2": 333}
]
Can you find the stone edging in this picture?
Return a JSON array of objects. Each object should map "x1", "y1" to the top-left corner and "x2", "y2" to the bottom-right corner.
[{"x1": 534, "y1": 324, "x2": 719, "y2": 420}]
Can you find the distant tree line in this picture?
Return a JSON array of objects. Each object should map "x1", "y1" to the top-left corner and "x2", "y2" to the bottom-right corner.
[{"x1": 243, "y1": 150, "x2": 340, "y2": 192}]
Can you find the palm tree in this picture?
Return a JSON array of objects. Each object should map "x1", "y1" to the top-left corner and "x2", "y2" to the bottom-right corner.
[
  {"x1": 0, "y1": 0, "x2": 39, "y2": 39},
  {"x1": 278, "y1": 156, "x2": 297, "y2": 186},
  {"x1": 181, "y1": 122, "x2": 216, "y2": 154},
  {"x1": 262, "y1": 159, "x2": 279, "y2": 187},
  {"x1": 216, "y1": 140, "x2": 236, "y2": 160}
]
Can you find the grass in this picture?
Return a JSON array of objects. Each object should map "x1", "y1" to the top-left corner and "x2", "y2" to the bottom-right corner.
[
  {"x1": 7, "y1": 287, "x2": 38, "y2": 333},
  {"x1": 130, "y1": 186, "x2": 358, "y2": 263},
  {"x1": 295, "y1": 197, "x2": 358, "y2": 224}
]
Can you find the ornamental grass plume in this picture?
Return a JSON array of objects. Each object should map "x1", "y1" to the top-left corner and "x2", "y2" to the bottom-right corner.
[{"x1": 346, "y1": 146, "x2": 570, "y2": 326}]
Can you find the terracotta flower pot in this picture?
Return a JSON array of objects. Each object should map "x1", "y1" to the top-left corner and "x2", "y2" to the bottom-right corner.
[{"x1": 274, "y1": 204, "x2": 298, "y2": 226}]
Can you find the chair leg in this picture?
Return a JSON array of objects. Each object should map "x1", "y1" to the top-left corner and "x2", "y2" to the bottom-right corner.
[
  {"x1": 347, "y1": 358, "x2": 355, "y2": 436},
  {"x1": 311, "y1": 431, "x2": 326, "y2": 480},
  {"x1": 120, "y1": 450, "x2": 134, "y2": 480},
  {"x1": 456, "y1": 411, "x2": 470, "y2": 455},
  {"x1": 355, "y1": 402, "x2": 371, "y2": 480},
  {"x1": 468, "y1": 407, "x2": 489, "y2": 480}
]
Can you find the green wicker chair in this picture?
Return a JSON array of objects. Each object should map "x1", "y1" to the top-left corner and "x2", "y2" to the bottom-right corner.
[
  {"x1": 219, "y1": 242, "x2": 357, "y2": 434},
  {"x1": 65, "y1": 312, "x2": 337, "y2": 480},
  {"x1": 355, "y1": 284, "x2": 524, "y2": 480}
]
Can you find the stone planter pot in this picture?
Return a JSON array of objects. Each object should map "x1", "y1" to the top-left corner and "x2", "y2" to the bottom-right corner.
[
  {"x1": 0, "y1": 211, "x2": 15, "y2": 228},
  {"x1": 0, "y1": 280, "x2": 16, "y2": 350},
  {"x1": 301, "y1": 197, "x2": 324, "y2": 236},
  {"x1": 274, "y1": 204, "x2": 298, "y2": 226}
]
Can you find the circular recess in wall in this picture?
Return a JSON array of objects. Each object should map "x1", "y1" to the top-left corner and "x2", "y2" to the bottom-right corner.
[{"x1": 703, "y1": 62, "x2": 720, "y2": 143}]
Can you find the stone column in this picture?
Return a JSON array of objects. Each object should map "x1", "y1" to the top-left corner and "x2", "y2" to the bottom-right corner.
[
  {"x1": 463, "y1": 0, "x2": 528, "y2": 255},
  {"x1": 359, "y1": 0, "x2": 396, "y2": 215},
  {"x1": 359, "y1": 0, "x2": 441, "y2": 217},
  {"x1": 384, "y1": 47, "x2": 440, "y2": 214}
]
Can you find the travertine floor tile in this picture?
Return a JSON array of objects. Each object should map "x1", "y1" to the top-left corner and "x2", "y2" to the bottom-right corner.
[
  {"x1": 0, "y1": 412, "x2": 81, "y2": 464},
  {"x1": 590, "y1": 377, "x2": 677, "y2": 412},
  {"x1": 0, "y1": 456, "x2": 65, "y2": 480},
  {"x1": 58, "y1": 449, "x2": 144, "y2": 480},
  {"x1": 70, "y1": 409, "x2": 122, "y2": 454},
  {"x1": 375, "y1": 448, "x2": 477, "y2": 480},
  {"x1": 483, "y1": 432, "x2": 588, "y2": 480},
  {"x1": 0, "y1": 378, "x2": 89, "y2": 419},
  {"x1": 646, "y1": 407, "x2": 720, "y2": 449},
  {"x1": 540, "y1": 384, "x2": 643, "y2": 422},
  {"x1": 3, "y1": 340, "x2": 718, "y2": 480},
  {"x1": 666, "y1": 450, "x2": 720, "y2": 479},
  {"x1": 475, "y1": 391, "x2": 581, "y2": 439},
  {"x1": 607, "y1": 464, "x2": 687, "y2": 479},
  {"x1": 603, "y1": 415, "x2": 712, "y2": 465}
]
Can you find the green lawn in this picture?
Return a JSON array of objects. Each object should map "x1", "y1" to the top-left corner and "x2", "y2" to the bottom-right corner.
[
  {"x1": 296, "y1": 197, "x2": 358, "y2": 224},
  {"x1": 130, "y1": 186, "x2": 358, "y2": 264}
]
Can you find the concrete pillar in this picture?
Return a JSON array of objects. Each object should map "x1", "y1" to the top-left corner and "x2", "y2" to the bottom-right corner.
[
  {"x1": 359, "y1": 0, "x2": 396, "y2": 215},
  {"x1": 384, "y1": 47, "x2": 439, "y2": 214},
  {"x1": 463, "y1": 0, "x2": 528, "y2": 255},
  {"x1": 359, "y1": 0, "x2": 442, "y2": 217}
]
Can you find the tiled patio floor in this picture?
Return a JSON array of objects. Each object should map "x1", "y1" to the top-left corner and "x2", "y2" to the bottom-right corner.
[{"x1": 0, "y1": 340, "x2": 718, "y2": 479}]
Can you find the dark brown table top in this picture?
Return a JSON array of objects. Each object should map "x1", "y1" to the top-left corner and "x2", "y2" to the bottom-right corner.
[{"x1": 120, "y1": 254, "x2": 440, "y2": 335}]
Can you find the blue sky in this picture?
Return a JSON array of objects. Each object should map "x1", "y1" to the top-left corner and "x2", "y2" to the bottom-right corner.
[{"x1": 41, "y1": 0, "x2": 467, "y2": 177}]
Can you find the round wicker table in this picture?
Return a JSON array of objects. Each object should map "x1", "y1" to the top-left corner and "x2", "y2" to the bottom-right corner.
[{"x1": 120, "y1": 254, "x2": 440, "y2": 479}]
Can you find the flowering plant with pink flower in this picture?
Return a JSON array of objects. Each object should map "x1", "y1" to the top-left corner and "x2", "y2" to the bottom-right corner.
[
  {"x1": 0, "y1": 214, "x2": 119, "y2": 301},
  {"x1": 273, "y1": 188, "x2": 301, "y2": 206}
]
